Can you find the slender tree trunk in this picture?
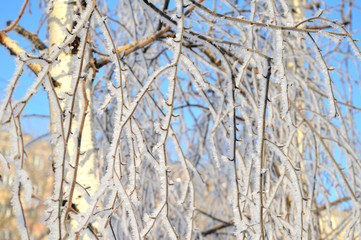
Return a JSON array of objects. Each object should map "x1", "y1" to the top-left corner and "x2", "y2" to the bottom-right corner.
[{"x1": 292, "y1": 0, "x2": 306, "y2": 153}]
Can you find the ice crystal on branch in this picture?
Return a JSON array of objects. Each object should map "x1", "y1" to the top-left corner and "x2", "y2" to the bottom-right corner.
[{"x1": 0, "y1": 0, "x2": 361, "y2": 239}]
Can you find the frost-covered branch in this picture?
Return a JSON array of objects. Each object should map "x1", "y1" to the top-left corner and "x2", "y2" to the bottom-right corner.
[{"x1": 1, "y1": 0, "x2": 361, "y2": 239}]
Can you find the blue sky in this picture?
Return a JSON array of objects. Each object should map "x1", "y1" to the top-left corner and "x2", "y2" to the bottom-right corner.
[
  {"x1": 0, "y1": 0, "x2": 360, "y2": 138},
  {"x1": 0, "y1": 1, "x2": 49, "y2": 136}
]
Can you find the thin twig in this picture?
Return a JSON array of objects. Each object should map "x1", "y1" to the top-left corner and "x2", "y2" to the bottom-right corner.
[
  {"x1": 202, "y1": 221, "x2": 234, "y2": 236},
  {"x1": 2, "y1": 0, "x2": 29, "y2": 32},
  {"x1": 258, "y1": 58, "x2": 272, "y2": 240}
]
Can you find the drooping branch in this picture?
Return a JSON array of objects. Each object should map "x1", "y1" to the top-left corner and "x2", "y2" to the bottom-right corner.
[
  {"x1": 95, "y1": 0, "x2": 205, "y2": 69},
  {"x1": 188, "y1": 0, "x2": 351, "y2": 37}
]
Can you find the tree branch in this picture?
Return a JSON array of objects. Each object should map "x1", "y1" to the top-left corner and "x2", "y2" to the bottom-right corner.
[
  {"x1": 6, "y1": 22, "x2": 47, "y2": 50},
  {"x1": 95, "y1": 26, "x2": 170, "y2": 68},
  {"x1": 0, "y1": 31, "x2": 41, "y2": 75}
]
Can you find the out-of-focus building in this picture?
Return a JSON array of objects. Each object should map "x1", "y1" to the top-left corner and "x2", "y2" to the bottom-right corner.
[
  {"x1": 168, "y1": 162, "x2": 352, "y2": 239},
  {"x1": 318, "y1": 208, "x2": 352, "y2": 239},
  {"x1": 0, "y1": 131, "x2": 53, "y2": 240},
  {"x1": 0, "y1": 130, "x2": 353, "y2": 239}
]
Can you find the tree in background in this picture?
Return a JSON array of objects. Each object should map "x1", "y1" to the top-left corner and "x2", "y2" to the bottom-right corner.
[{"x1": 0, "y1": 0, "x2": 361, "y2": 239}]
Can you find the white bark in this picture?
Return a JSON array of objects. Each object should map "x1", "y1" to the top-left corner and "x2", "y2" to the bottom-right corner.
[{"x1": 48, "y1": 0, "x2": 98, "y2": 237}]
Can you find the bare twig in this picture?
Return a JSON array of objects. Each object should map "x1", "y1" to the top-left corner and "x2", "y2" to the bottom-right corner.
[
  {"x1": 2, "y1": 0, "x2": 29, "y2": 33},
  {"x1": 202, "y1": 221, "x2": 234, "y2": 236}
]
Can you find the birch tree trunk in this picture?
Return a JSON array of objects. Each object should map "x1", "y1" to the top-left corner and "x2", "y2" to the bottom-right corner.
[{"x1": 48, "y1": 0, "x2": 98, "y2": 238}]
